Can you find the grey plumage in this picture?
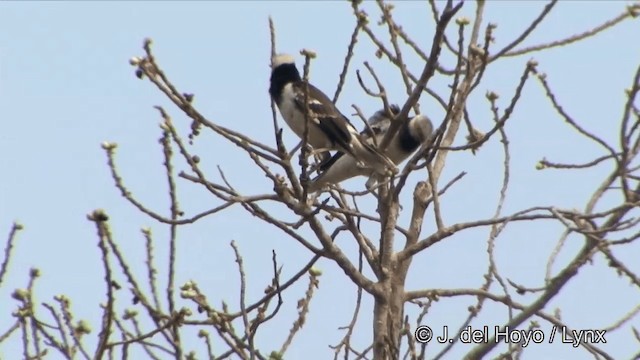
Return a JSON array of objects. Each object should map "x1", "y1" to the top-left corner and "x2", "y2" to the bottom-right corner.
[
  {"x1": 269, "y1": 54, "x2": 396, "y2": 175},
  {"x1": 308, "y1": 105, "x2": 433, "y2": 193}
]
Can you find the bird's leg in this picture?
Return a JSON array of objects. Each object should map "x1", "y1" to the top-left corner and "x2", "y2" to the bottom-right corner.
[
  {"x1": 309, "y1": 147, "x2": 333, "y2": 157},
  {"x1": 288, "y1": 141, "x2": 304, "y2": 158},
  {"x1": 368, "y1": 184, "x2": 381, "y2": 202},
  {"x1": 308, "y1": 162, "x2": 321, "y2": 173},
  {"x1": 306, "y1": 147, "x2": 334, "y2": 173},
  {"x1": 375, "y1": 175, "x2": 393, "y2": 188},
  {"x1": 377, "y1": 153, "x2": 398, "y2": 176},
  {"x1": 371, "y1": 175, "x2": 403, "y2": 209},
  {"x1": 308, "y1": 151, "x2": 331, "y2": 173},
  {"x1": 365, "y1": 172, "x2": 379, "y2": 190},
  {"x1": 387, "y1": 164, "x2": 399, "y2": 176},
  {"x1": 316, "y1": 151, "x2": 331, "y2": 167},
  {"x1": 355, "y1": 161, "x2": 369, "y2": 169},
  {"x1": 305, "y1": 191, "x2": 321, "y2": 207}
]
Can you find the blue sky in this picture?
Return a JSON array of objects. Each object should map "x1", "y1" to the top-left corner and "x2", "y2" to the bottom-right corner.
[{"x1": 1, "y1": 1, "x2": 639, "y2": 359}]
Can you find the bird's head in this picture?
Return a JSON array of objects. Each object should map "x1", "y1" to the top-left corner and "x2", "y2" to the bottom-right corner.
[
  {"x1": 408, "y1": 115, "x2": 434, "y2": 142},
  {"x1": 368, "y1": 104, "x2": 401, "y2": 130},
  {"x1": 271, "y1": 53, "x2": 296, "y2": 69}
]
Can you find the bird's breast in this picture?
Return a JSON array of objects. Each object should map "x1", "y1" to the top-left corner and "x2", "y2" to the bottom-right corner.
[
  {"x1": 312, "y1": 153, "x2": 371, "y2": 190},
  {"x1": 277, "y1": 84, "x2": 330, "y2": 149},
  {"x1": 367, "y1": 132, "x2": 413, "y2": 165}
]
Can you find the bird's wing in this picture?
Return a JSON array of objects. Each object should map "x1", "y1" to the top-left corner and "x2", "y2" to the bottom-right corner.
[
  {"x1": 360, "y1": 122, "x2": 385, "y2": 140},
  {"x1": 309, "y1": 151, "x2": 369, "y2": 193},
  {"x1": 319, "y1": 108, "x2": 394, "y2": 172},
  {"x1": 319, "y1": 125, "x2": 386, "y2": 172},
  {"x1": 291, "y1": 87, "x2": 396, "y2": 174},
  {"x1": 367, "y1": 105, "x2": 400, "y2": 128},
  {"x1": 291, "y1": 82, "x2": 354, "y2": 148},
  {"x1": 361, "y1": 104, "x2": 399, "y2": 141},
  {"x1": 318, "y1": 151, "x2": 344, "y2": 172}
]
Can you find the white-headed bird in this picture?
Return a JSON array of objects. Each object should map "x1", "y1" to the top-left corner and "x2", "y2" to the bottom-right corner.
[
  {"x1": 269, "y1": 53, "x2": 396, "y2": 175},
  {"x1": 308, "y1": 105, "x2": 433, "y2": 193}
]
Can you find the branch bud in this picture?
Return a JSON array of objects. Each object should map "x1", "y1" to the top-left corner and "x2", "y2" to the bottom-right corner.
[
  {"x1": 269, "y1": 351, "x2": 284, "y2": 360},
  {"x1": 300, "y1": 49, "x2": 317, "y2": 59},
  {"x1": 455, "y1": 17, "x2": 470, "y2": 26},
  {"x1": 12, "y1": 289, "x2": 29, "y2": 301},
  {"x1": 129, "y1": 57, "x2": 143, "y2": 66},
  {"x1": 180, "y1": 289, "x2": 197, "y2": 299},
  {"x1": 356, "y1": 10, "x2": 369, "y2": 25},
  {"x1": 54, "y1": 294, "x2": 70, "y2": 306},
  {"x1": 101, "y1": 141, "x2": 117, "y2": 150},
  {"x1": 469, "y1": 44, "x2": 486, "y2": 57},
  {"x1": 75, "y1": 320, "x2": 92, "y2": 335},
  {"x1": 309, "y1": 267, "x2": 323, "y2": 277},
  {"x1": 87, "y1": 209, "x2": 109, "y2": 222},
  {"x1": 180, "y1": 307, "x2": 192, "y2": 317},
  {"x1": 466, "y1": 128, "x2": 485, "y2": 155},
  {"x1": 123, "y1": 309, "x2": 138, "y2": 319},
  {"x1": 180, "y1": 280, "x2": 195, "y2": 291}
]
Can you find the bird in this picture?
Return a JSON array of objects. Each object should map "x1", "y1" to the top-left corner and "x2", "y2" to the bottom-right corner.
[
  {"x1": 269, "y1": 53, "x2": 396, "y2": 175},
  {"x1": 307, "y1": 105, "x2": 434, "y2": 193}
]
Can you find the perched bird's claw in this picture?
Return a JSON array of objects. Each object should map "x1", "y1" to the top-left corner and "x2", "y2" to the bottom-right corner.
[
  {"x1": 272, "y1": 56, "x2": 433, "y2": 194},
  {"x1": 365, "y1": 176, "x2": 378, "y2": 191},
  {"x1": 310, "y1": 148, "x2": 332, "y2": 157},
  {"x1": 305, "y1": 192, "x2": 320, "y2": 207}
]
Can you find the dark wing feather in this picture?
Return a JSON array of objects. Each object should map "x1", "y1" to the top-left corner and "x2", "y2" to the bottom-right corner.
[
  {"x1": 320, "y1": 124, "x2": 387, "y2": 172},
  {"x1": 360, "y1": 123, "x2": 385, "y2": 140},
  {"x1": 291, "y1": 82, "x2": 354, "y2": 149},
  {"x1": 318, "y1": 151, "x2": 345, "y2": 172},
  {"x1": 316, "y1": 116, "x2": 352, "y2": 147},
  {"x1": 320, "y1": 114, "x2": 391, "y2": 173}
]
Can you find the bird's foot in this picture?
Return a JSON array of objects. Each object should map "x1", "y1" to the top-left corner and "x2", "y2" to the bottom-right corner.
[
  {"x1": 309, "y1": 147, "x2": 332, "y2": 157},
  {"x1": 365, "y1": 175, "x2": 378, "y2": 190},
  {"x1": 308, "y1": 162, "x2": 321, "y2": 173},
  {"x1": 371, "y1": 163, "x2": 397, "y2": 177},
  {"x1": 377, "y1": 152, "x2": 396, "y2": 170},
  {"x1": 305, "y1": 192, "x2": 320, "y2": 207},
  {"x1": 310, "y1": 151, "x2": 332, "y2": 173}
]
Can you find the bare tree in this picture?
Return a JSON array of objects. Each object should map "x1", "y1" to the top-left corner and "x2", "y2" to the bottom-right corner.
[{"x1": 2, "y1": 1, "x2": 640, "y2": 359}]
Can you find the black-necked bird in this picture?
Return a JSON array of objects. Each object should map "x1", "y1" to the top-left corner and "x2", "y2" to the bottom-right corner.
[
  {"x1": 308, "y1": 105, "x2": 434, "y2": 193},
  {"x1": 269, "y1": 53, "x2": 396, "y2": 174}
]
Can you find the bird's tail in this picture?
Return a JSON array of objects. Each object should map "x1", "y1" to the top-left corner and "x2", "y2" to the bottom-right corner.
[
  {"x1": 348, "y1": 134, "x2": 397, "y2": 176},
  {"x1": 308, "y1": 152, "x2": 368, "y2": 193}
]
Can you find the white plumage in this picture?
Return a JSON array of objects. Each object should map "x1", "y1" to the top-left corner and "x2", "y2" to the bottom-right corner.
[
  {"x1": 308, "y1": 105, "x2": 433, "y2": 193},
  {"x1": 269, "y1": 53, "x2": 396, "y2": 175}
]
